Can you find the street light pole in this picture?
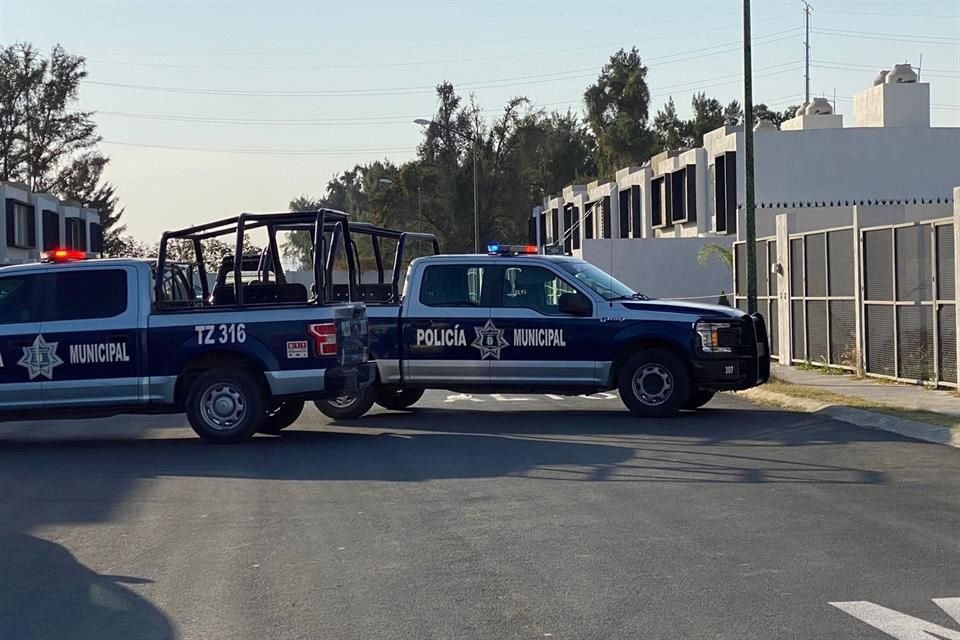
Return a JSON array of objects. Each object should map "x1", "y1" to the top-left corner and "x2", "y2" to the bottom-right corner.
[
  {"x1": 743, "y1": 0, "x2": 758, "y2": 315},
  {"x1": 414, "y1": 118, "x2": 479, "y2": 253}
]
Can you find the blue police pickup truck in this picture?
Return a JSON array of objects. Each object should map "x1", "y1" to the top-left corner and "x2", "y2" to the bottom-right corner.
[
  {"x1": 314, "y1": 244, "x2": 769, "y2": 419},
  {"x1": 0, "y1": 210, "x2": 374, "y2": 443}
]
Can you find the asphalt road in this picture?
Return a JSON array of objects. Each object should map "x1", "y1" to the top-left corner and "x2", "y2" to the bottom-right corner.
[{"x1": 1, "y1": 391, "x2": 959, "y2": 640}]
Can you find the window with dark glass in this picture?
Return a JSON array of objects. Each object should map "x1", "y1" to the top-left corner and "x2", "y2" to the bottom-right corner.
[
  {"x1": 0, "y1": 274, "x2": 41, "y2": 324},
  {"x1": 501, "y1": 266, "x2": 580, "y2": 315},
  {"x1": 685, "y1": 164, "x2": 698, "y2": 223},
  {"x1": 42, "y1": 210, "x2": 60, "y2": 251},
  {"x1": 630, "y1": 186, "x2": 642, "y2": 237},
  {"x1": 670, "y1": 170, "x2": 686, "y2": 223},
  {"x1": 651, "y1": 178, "x2": 664, "y2": 228},
  {"x1": 419, "y1": 265, "x2": 485, "y2": 307},
  {"x1": 5, "y1": 200, "x2": 36, "y2": 249},
  {"x1": 45, "y1": 269, "x2": 128, "y2": 321}
]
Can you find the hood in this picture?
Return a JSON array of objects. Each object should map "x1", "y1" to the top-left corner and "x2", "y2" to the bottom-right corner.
[{"x1": 617, "y1": 298, "x2": 746, "y2": 319}]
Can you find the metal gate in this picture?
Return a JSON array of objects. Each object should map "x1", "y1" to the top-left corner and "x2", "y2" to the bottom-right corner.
[
  {"x1": 861, "y1": 219, "x2": 956, "y2": 386},
  {"x1": 734, "y1": 237, "x2": 778, "y2": 358},
  {"x1": 788, "y1": 227, "x2": 857, "y2": 368}
]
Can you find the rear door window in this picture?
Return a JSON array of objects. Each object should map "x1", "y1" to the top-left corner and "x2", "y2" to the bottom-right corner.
[
  {"x1": 419, "y1": 265, "x2": 485, "y2": 307},
  {"x1": 44, "y1": 269, "x2": 128, "y2": 321}
]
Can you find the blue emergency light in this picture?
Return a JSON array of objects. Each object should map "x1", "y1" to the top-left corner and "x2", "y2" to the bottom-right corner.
[{"x1": 487, "y1": 244, "x2": 539, "y2": 256}]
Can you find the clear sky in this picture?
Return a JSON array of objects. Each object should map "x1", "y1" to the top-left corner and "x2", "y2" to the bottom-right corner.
[{"x1": 1, "y1": 0, "x2": 957, "y2": 242}]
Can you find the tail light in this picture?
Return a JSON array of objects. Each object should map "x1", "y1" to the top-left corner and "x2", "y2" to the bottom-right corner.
[{"x1": 307, "y1": 322, "x2": 337, "y2": 357}]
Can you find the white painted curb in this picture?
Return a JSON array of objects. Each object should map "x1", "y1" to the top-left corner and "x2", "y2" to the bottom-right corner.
[{"x1": 738, "y1": 388, "x2": 960, "y2": 448}]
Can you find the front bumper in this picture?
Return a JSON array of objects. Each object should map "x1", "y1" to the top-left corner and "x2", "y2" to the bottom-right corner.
[{"x1": 693, "y1": 313, "x2": 771, "y2": 391}]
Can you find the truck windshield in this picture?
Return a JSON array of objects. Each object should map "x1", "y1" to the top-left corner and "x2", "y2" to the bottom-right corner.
[{"x1": 557, "y1": 261, "x2": 637, "y2": 301}]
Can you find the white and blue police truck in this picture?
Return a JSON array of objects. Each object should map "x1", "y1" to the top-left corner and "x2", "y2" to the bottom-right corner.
[
  {"x1": 314, "y1": 243, "x2": 770, "y2": 419},
  {"x1": 0, "y1": 211, "x2": 374, "y2": 443}
]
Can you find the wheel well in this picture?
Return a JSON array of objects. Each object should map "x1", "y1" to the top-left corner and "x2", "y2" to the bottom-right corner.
[
  {"x1": 175, "y1": 351, "x2": 267, "y2": 406},
  {"x1": 610, "y1": 339, "x2": 693, "y2": 386}
]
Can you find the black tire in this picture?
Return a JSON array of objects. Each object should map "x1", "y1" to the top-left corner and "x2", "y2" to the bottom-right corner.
[
  {"x1": 375, "y1": 387, "x2": 424, "y2": 411},
  {"x1": 260, "y1": 400, "x2": 305, "y2": 434},
  {"x1": 683, "y1": 390, "x2": 716, "y2": 410},
  {"x1": 314, "y1": 386, "x2": 376, "y2": 420},
  {"x1": 617, "y1": 349, "x2": 691, "y2": 417},
  {"x1": 185, "y1": 369, "x2": 266, "y2": 443}
]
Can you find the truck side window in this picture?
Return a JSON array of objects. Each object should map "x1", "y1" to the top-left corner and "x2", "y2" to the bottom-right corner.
[
  {"x1": 0, "y1": 275, "x2": 40, "y2": 324},
  {"x1": 419, "y1": 265, "x2": 484, "y2": 307},
  {"x1": 45, "y1": 269, "x2": 128, "y2": 321},
  {"x1": 501, "y1": 266, "x2": 579, "y2": 315}
]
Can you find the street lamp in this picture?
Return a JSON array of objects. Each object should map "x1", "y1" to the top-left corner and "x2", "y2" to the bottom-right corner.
[{"x1": 414, "y1": 118, "x2": 479, "y2": 253}]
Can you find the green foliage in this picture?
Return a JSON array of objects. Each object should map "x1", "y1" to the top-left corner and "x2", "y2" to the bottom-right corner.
[
  {"x1": 0, "y1": 42, "x2": 123, "y2": 249},
  {"x1": 697, "y1": 243, "x2": 733, "y2": 270},
  {"x1": 583, "y1": 48, "x2": 655, "y2": 176}
]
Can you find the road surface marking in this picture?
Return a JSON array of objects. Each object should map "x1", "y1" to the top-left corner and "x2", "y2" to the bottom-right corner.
[{"x1": 830, "y1": 598, "x2": 960, "y2": 639}]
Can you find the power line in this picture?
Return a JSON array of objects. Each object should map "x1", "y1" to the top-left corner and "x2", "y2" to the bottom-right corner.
[
  {"x1": 812, "y1": 28, "x2": 959, "y2": 46},
  {"x1": 99, "y1": 141, "x2": 417, "y2": 155},
  {"x1": 81, "y1": 32, "x2": 802, "y2": 98},
  {"x1": 78, "y1": 11, "x2": 801, "y2": 60}
]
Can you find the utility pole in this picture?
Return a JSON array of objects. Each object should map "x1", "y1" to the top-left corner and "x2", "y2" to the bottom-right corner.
[
  {"x1": 803, "y1": 1, "x2": 813, "y2": 105},
  {"x1": 743, "y1": 0, "x2": 758, "y2": 315}
]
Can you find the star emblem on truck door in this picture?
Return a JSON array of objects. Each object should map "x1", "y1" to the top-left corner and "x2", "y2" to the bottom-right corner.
[
  {"x1": 472, "y1": 319, "x2": 509, "y2": 360},
  {"x1": 18, "y1": 334, "x2": 63, "y2": 380}
]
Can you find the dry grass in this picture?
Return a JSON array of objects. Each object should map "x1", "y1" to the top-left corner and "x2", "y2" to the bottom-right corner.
[{"x1": 761, "y1": 380, "x2": 960, "y2": 430}]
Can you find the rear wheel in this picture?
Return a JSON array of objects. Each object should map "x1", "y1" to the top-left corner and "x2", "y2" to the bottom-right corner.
[
  {"x1": 375, "y1": 387, "x2": 424, "y2": 411},
  {"x1": 260, "y1": 400, "x2": 305, "y2": 434},
  {"x1": 185, "y1": 369, "x2": 265, "y2": 443},
  {"x1": 617, "y1": 349, "x2": 690, "y2": 417},
  {"x1": 683, "y1": 390, "x2": 716, "y2": 410},
  {"x1": 314, "y1": 386, "x2": 376, "y2": 420}
]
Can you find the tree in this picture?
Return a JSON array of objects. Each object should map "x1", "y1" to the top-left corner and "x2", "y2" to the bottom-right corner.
[
  {"x1": 0, "y1": 42, "x2": 123, "y2": 247},
  {"x1": 584, "y1": 48, "x2": 655, "y2": 177},
  {"x1": 688, "y1": 92, "x2": 725, "y2": 146},
  {"x1": 653, "y1": 97, "x2": 688, "y2": 152},
  {"x1": 0, "y1": 43, "x2": 99, "y2": 191},
  {"x1": 697, "y1": 243, "x2": 733, "y2": 270},
  {"x1": 724, "y1": 100, "x2": 743, "y2": 126}
]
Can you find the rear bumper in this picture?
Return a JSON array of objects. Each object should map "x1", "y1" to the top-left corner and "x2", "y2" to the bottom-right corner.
[
  {"x1": 322, "y1": 362, "x2": 376, "y2": 396},
  {"x1": 265, "y1": 363, "x2": 376, "y2": 399}
]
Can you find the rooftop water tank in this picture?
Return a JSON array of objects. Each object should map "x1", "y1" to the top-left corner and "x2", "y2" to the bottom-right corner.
[
  {"x1": 885, "y1": 63, "x2": 918, "y2": 83},
  {"x1": 873, "y1": 69, "x2": 889, "y2": 86},
  {"x1": 804, "y1": 97, "x2": 833, "y2": 116},
  {"x1": 753, "y1": 118, "x2": 777, "y2": 132}
]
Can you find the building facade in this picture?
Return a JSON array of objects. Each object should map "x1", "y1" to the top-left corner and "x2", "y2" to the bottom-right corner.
[
  {"x1": 531, "y1": 64, "x2": 960, "y2": 250},
  {"x1": 1, "y1": 181, "x2": 102, "y2": 265}
]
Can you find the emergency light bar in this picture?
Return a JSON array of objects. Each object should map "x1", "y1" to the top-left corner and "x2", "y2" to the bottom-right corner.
[
  {"x1": 487, "y1": 244, "x2": 539, "y2": 256},
  {"x1": 41, "y1": 249, "x2": 91, "y2": 263}
]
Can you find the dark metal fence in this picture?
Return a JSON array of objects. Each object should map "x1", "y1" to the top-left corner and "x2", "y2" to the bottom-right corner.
[{"x1": 734, "y1": 217, "x2": 956, "y2": 387}]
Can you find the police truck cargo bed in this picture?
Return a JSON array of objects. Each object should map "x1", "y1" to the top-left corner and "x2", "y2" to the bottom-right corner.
[{"x1": 313, "y1": 244, "x2": 770, "y2": 419}]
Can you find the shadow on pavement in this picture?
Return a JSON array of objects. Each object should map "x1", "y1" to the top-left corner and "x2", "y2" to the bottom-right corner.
[{"x1": 0, "y1": 533, "x2": 175, "y2": 640}]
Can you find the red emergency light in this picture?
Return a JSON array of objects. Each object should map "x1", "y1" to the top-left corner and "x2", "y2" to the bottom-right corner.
[{"x1": 41, "y1": 249, "x2": 90, "y2": 263}]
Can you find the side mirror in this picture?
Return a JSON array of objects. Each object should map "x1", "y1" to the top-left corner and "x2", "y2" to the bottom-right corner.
[{"x1": 558, "y1": 292, "x2": 591, "y2": 317}]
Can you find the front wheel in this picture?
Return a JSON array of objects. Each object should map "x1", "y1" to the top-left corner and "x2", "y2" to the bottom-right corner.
[
  {"x1": 260, "y1": 400, "x2": 305, "y2": 434},
  {"x1": 185, "y1": 369, "x2": 266, "y2": 443},
  {"x1": 683, "y1": 390, "x2": 716, "y2": 410},
  {"x1": 375, "y1": 387, "x2": 424, "y2": 411},
  {"x1": 314, "y1": 386, "x2": 376, "y2": 420},
  {"x1": 617, "y1": 349, "x2": 691, "y2": 417}
]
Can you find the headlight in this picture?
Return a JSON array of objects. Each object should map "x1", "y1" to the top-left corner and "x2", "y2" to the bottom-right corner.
[{"x1": 695, "y1": 321, "x2": 735, "y2": 353}]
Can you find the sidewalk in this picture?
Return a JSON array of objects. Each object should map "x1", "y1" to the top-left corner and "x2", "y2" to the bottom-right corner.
[
  {"x1": 739, "y1": 364, "x2": 960, "y2": 447},
  {"x1": 772, "y1": 364, "x2": 960, "y2": 418}
]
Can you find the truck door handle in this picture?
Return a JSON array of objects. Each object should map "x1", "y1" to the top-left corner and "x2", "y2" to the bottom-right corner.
[{"x1": 108, "y1": 333, "x2": 128, "y2": 342}]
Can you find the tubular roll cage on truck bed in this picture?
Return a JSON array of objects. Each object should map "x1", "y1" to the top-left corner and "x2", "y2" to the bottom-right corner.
[
  {"x1": 321, "y1": 221, "x2": 439, "y2": 304},
  {"x1": 154, "y1": 209, "x2": 364, "y2": 309}
]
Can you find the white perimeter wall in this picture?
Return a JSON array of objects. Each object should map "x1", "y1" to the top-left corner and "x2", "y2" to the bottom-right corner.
[{"x1": 581, "y1": 237, "x2": 734, "y2": 302}]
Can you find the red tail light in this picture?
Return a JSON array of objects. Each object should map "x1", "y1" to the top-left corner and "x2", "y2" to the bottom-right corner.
[{"x1": 307, "y1": 322, "x2": 337, "y2": 357}]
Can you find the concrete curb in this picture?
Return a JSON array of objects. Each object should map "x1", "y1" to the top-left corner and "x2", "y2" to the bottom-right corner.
[{"x1": 738, "y1": 388, "x2": 960, "y2": 448}]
